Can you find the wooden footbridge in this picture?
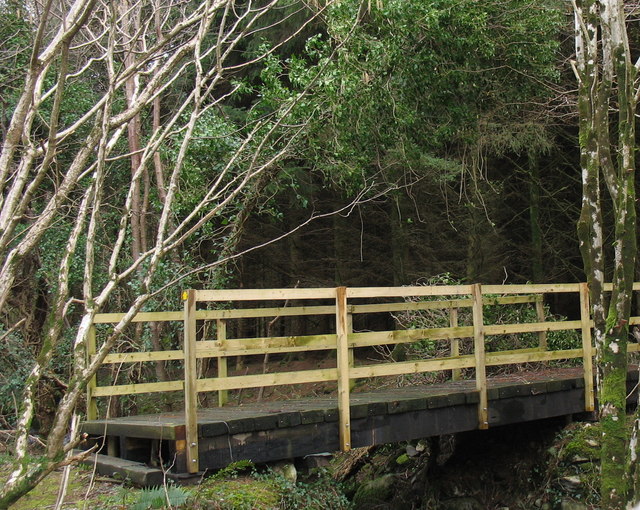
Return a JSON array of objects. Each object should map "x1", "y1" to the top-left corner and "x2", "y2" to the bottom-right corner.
[{"x1": 80, "y1": 283, "x2": 640, "y2": 484}]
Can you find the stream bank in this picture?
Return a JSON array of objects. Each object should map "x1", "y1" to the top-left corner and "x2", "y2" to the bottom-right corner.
[{"x1": 333, "y1": 416, "x2": 601, "y2": 510}]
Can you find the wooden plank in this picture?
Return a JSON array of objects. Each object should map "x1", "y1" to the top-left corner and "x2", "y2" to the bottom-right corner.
[
  {"x1": 484, "y1": 320, "x2": 581, "y2": 336},
  {"x1": 579, "y1": 283, "x2": 595, "y2": 412},
  {"x1": 182, "y1": 289, "x2": 199, "y2": 473},
  {"x1": 217, "y1": 319, "x2": 228, "y2": 407},
  {"x1": 197, "y1": 367, "x2": 338, "y2": 392},
  {"x1": 336, "y1": 286, "x2": 351, "y2": 452},
  {"x1": 351, "y1": 299, "x2": 472, "y2": 314},
  {"x1": 195, "y1": 305, "x2": 336, "y2": 320},
  {"x1": 87, "y1": 325, "x2": 98, "y2": 420},
  {"x1": 485, "y1": 348, "x2": 583, "y2": 365},
  {"x1": 349, "y1": 326, "x2": 474, "y2": 348},
  {"x1": 629, "y1": 343, "x2": 640, "y2": 353},
  {"x1": 472, "y1": 284, "x2": 488, "y2": 430},
  {"x1": 602, "y1": 283, "x2": 639, "y2": 291},
  {"x1": 535, "y1": 295, "x2": 548, "y2": 350},
  {"x1": 78, "y1": 451, "x2": 165, "y2": 487},
  {"x1": 482, "y1": 283, "x2": 580, "y2": 294},
  {"x1": 92, "y1": 295, "x2": 539, "y2": 325},
  {"x1": 194, "y1": 288, "x2": 336, "y2": 301},
  {"x1": 348, "y1": 313, "x2": 355, "y2": 391},
  {"x1": 195, "y1": 334, "x2": 337, "y2": 358},
  {"x1": 93, "y1": 311, "x2": 183, "y2": 324},
  {"x1": 346, "y1": 285, "x2": 473, "y2": 298},
  {"x1": 349, "y1": 295, "x2": 536, "y2": 315},
  {"x1": 349, "y1": 355, "x2": 476, "y2": 379},
  {"x1": 100, "y1": 350, "x2": 185, "y2": 364},
  {"x1": 92, "y1": 380, "x2": 183, "y2": 396},
  {"x1": 450, "y1": 307, "x2": 461, "y2": 381},
  {"x1": 481, "y1": 295, "x2": 539, "y2": 305}
]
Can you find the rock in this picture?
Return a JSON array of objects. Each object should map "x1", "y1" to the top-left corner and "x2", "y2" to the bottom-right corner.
[
  {"x1": 560, "y1": 499, "x2": 588, "y2": 510},
  {"x1": 353, "y1": 474, "x2": 396, "y2": 509},
  {"x1": 301, "y1": 453, "x2": 331, "y2": 469},
  {"x1": 571, "y1": 455, "x2": 590, "y2": 463},
  {"x1": 272, "y1": 461, "x2": 297, "y2": 483},
  {"x1": 586, "y1": 439, "x2": 598, "y2": 447},
  {"x1": 558, "y1": 476, "x2": 582, "y2": 492},
  {"x1": 406, "y1": 444, "x2": 419, "y2": 457},
  {"x1": 439, "y1": 496, "x2": 484, "y2": 510}
]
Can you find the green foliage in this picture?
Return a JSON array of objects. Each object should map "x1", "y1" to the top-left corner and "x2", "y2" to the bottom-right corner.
[
  {"x1": 276, "y1": 469, "x2": 351, "y2": 510},
  {"x1": 193, "y1": 466, "x2": 350, "y2": 510},
  {"x1": 541, "y1": 422, "x2": 602, "y2": 508},
  {"x1": 0, "y1": 328, "x2": 32, "y2": 427},
  {"x1": 103, "y1": 485, "x2": 190, "y2": 510},
  {"x1": 302, "y1": 0, "x2": 561, "y2": 177},
  {"x1": 0, "y1": 2, "x2": 32, "y2": 111},
  {"x1": 393, "y1": 274, "x2": 580, "y2": 368}
]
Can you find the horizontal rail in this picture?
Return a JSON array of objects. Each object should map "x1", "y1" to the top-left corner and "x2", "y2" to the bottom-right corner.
[
  {"x1": 87, "y1": 283, "x2": 640, "y2": 445},
  {"x1": 350, "y1": 295, "x2": 538, "y2": 314},
  {"x1": 195, "y1": 288, "x2": 337, "y2": 301},
  {"x1": 197, "y1": 334, "x2": 337, "y2": 357},
  {"x1": 350, "y1": 355, "x2": 477, "y2": 379},
  {"x1": 350, "y1": 327, "x2": 474, "y2": 348},
  {"x1": 197, "y1": 368, "x2": 338, "y2": 392},
  {"x1": 484, "y1": 320, "x2": 582, "y2": 336},
  {"x1": 92, "y1": 380, "x2": 183, "y2": 397},
  {"x1": 482, "y1": 284, "x2": 581, "y2": 294},
  {"x1": 198, "y1": 306, "x2": 337, "y2": 319},
  {"x1": 485, "y1": 348, "x2": 583, "y2": 365},
  {"x1": 93, "y1": 297, "x2": 539, "y2": 324},
  {"x1": 346, "y1": 285, "x2": 473, "y2": 298},
  {"x1": 100, "y1": 350, "x2": 184, "y2": 364}
]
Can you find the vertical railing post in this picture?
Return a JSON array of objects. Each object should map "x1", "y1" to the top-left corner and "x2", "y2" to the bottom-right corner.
[
  {"x1": 336, "y1": 286, "x2": 351, "y2": 451},
  {"x1": 183, "y1": 289, "x2": 199, "y2": 473},
  {"x1": 449, "y1": 306, "x2": 461, "y2": 381},
  {"x1": 86, "y1": 324, "x2": 98, "y2": 421},
  {"x1": 535, "y1": 294, "x2": 548, "y2": 350},
  {"x1": 472, "y1": 284, "x2": 488, "y2": 429},
  {"x1": 217, "y1": 319, "x2": 228, "y2": 407},
  {"x1": 347, "y1": 311, "x2": 356, "y2": 390},
  {"x1": 579, "y1": 283, "x2": 595, "y2": 412}
]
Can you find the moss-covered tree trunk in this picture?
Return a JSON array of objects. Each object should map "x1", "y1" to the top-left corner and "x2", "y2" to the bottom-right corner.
[{"x1": 573, "y1": 0, "x2": 638, "y2": 507}]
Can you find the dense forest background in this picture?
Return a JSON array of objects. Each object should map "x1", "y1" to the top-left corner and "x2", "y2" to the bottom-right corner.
[
  {"x1": 0, "y1": 0, "x2": 598, "y2": 423},
  {"x1": 2, "y1": 0, "x2": 639, "y2": 505}
]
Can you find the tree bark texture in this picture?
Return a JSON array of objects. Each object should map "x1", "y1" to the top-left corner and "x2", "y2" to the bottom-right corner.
[{"x1": 573, "y1": 0, "x2": 638, "y2": 506}]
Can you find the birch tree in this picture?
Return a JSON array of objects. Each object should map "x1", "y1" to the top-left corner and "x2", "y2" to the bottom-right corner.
[
  {"x1": 572, "y1": 0, "x2": 638, "y2": 507},
  {"x1": 0, "y1": 0, "x2": 364, "y2": 506}
]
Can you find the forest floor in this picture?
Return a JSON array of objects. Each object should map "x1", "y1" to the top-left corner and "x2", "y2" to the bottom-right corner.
[{"x1": 0, "y1": 457, "x2": 127, "y2": 510}]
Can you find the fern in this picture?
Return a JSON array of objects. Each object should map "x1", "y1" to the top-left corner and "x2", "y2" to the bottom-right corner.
[{"x1": 129, "y1": 486, "x2": 190, "y2": 510}]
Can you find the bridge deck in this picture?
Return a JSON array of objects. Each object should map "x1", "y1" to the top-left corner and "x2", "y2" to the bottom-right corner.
[{"x1": 81, "y1": 366, "x2": 638, "y2": 479}]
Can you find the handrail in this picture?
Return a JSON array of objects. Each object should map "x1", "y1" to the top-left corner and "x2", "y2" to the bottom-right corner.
[{"x1": 85, "y1": 282, "x2": 640, "y2": 473}]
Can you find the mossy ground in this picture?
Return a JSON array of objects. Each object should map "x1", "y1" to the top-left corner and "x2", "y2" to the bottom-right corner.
[
  {"x1": 0, "y1": 455, "x2": 126, "y2": 509},
  {"x1": 0, "y1": 455, "x2": 350, "y2": 509}
]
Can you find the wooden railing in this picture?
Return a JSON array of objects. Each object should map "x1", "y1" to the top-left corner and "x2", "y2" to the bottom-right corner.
[{"x1": 86, "y1": 283, "x2": 640, "y2": 473}]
